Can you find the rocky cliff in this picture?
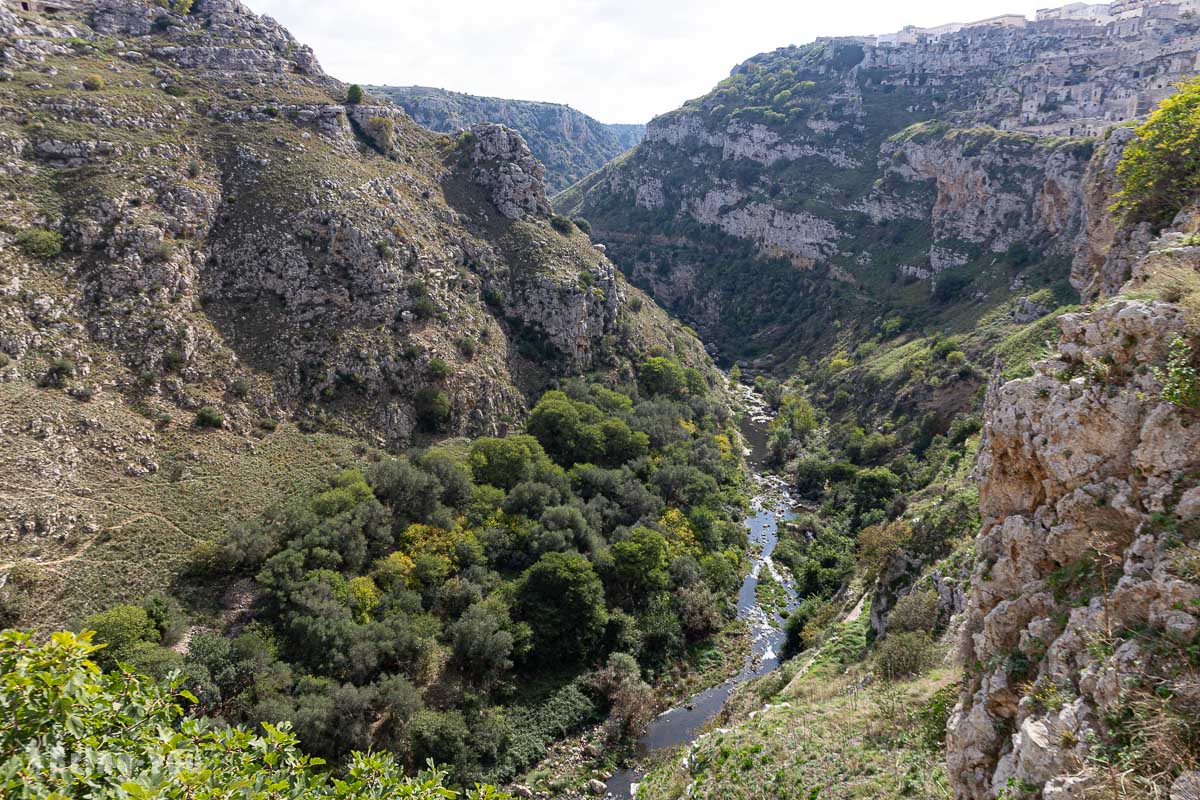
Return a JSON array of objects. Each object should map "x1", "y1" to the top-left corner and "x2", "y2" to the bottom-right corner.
[
  {"x1": 367, "y1": 85, "x2": 644, "y2": 192},
  {"x1": 556, "y1": 19, "x2": 1200, "y2": 372},
  {"x1": 947, "y1": 139, "x2": 1200, "y2": 798},
  {"x1": 0, "y1": 0, "x2": 706, "y2": 624}
]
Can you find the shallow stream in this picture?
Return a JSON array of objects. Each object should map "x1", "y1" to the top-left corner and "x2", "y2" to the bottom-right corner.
[{"x1": 605, "y1": 385, "x2": 800, "y2": 798}]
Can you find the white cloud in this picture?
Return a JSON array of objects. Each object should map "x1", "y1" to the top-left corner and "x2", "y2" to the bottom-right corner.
[{"x1": 246, "y1": 0, "x2": 1049, "y2": 123}]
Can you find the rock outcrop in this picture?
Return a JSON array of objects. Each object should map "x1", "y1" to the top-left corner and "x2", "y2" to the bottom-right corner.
[
  {"x1": 948, "y1": 209, "x2": 1200, "y2": 798},
  {"x1": 467, "y1": 123, "x2": 552, "y2": 220}
]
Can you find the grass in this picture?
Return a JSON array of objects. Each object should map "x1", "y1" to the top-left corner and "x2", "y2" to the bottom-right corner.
[
  {"x1": 635, "y1": 665, "x2": 957, "y2": 800},
  {"x1": 0, "y1": 380, "x2": 369, "y2": 627}
]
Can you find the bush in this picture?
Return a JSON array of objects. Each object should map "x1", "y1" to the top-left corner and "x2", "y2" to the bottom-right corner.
[
  {"x1": 413, "y1": 296, "x2": 437, "y2": 320},
  {"x1": 40, "y1": 357, "x2": 74, "y2": 388},
  {"x1": 456, "y1": 337, "x2": 476, "y2": 359},
  {"x1": 195, "y1": 406, "x2": 224, "y2": 429},
  {"x1": 1115, "y1": 78, "x2": 1200, "y2": 229},
  {"x1": 427, "y1": 358, "x2": 450, "y2": 380},
  {"x1": 888, "y1": 589, "x2": 938, "y2": 634},
  {"x1": 572, "y1": 218, "x2": 591, "y2": 234},
  {"x1": 17, "y1": 228, "x2": 62, "y2": 259},
  {"x1": 1153, "y1": 336, "x2": 1200, "y2": 408},
  {"x1": 414, "y1": 387, "x2": 450, "y2": 432},
  {"x1": 82, "y1": 74, "x2": 105, "y2": 91},
  {"x1": 230, "y1": 377, "x2": 251, "y2": 399},
  {"x1": 346, "y1": 84, "x2": 364, "y2": 104},
  {"x1": 550, "y1": 215, "x2": 574, "y2": 234},
  {"x1": 81, "y1": 605, "x2": 158, "y2": 668},
  {"x1": 875, "y1": 630, "x2": 936, "y2": 679}
]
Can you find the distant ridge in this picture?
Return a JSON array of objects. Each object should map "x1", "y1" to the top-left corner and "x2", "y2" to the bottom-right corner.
[{"x1": 368, "y1": 85, "x2": 644, "y2": 192}]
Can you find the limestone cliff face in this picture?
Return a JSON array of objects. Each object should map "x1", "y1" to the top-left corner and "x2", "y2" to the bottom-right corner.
[
  {"x1": 948, "y1": 207, "x2": 1200, "y2": 798},
  {"x1": 0, "y1": 0, "x2": 698, "y2": 449},
  {"x1": 556, "y1": 20, "x2": 1200, "y2": 369}
]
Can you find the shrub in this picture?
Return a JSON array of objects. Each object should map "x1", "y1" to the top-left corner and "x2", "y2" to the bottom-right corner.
[
  {"x1": 456, "y1": 337, "x2": 477, "y2": 359},
  {"x1": 40, "y1": 357, "x2": 74, "y2": 388},
  {"x1": 1115, "y1": 78, "x2": 1200, "y2": 229},
  {"x1": 82, "y1": 74, "x2": 105, "y2": 91},
  {"x1": 81, "y1": 605, "x2": 158, "y2": 667},
  {"x1": 427, "y1": 357, "x2": 450, "y2": 380},
  {"x1": 888, "y1": 588, "x2": 939, "y2": 634},
  {"x1": 414, "y1": 387, "x2": 450, "y2": 432},
  {"x1": 229, "y1": 377, "x2": 251, "y2": 399},
  {"x1": 413, "y1": 296, "x2": 437, "y2": 320},
  {"x1": 875, "y1": 630, "x2": 936, "y2": 679},
  {"x1": 550, "y1": 215, "x2": 574, "y2": 234},
  {"x1": 1153, "y1": 336, "x2": 1200, "y2": 408},
  {"x1": 482, "y1": 287, "x2": 504, "y2": 307},
  {"x1": 17, "y1": 228, "x2": 62, "y2": 259},
  {"x1": 163, "y1": 85, "x2": 187, "y2": 97},
  {"x1": 346, "y1": 84, "x2": 364, "y2": 104},
  {"x1": 572, "y1": 217, "x2": 592, "y2": 234},
  {"x1": 194, "y1": 406, "x2": 224, "y2": 429}
]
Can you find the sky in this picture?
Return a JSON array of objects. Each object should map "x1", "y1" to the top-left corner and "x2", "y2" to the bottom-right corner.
[{"x1": 247, "y1": 0, "x2": 1050, "y2": 125}]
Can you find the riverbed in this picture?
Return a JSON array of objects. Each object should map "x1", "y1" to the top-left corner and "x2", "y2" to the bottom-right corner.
[{"x1": 604, "y1": 384, "x2": 799, "y2": 799}]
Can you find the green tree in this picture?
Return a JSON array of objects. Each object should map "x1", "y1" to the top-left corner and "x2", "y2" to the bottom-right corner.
[
  {"x1": 0, "y1": 630, "x2": 510, "y2": 799},
  {"x1": 81, "y1": 604, "x2": 158, "y2": 668},
  {"x1": 468, "y1": 435, "x2": 552, "y2": 491},
  {"x1": 346, "y1": 83, "x2": 364, "y2": 104},
  {"x1": 638, "y1": 357, "x2": 688, "y2": 398},
  {"x1": 608, "y1": 526, "x2": 670, "y2": 608},
  {"x1": 1115, "y1": 77, "x2": 1200, "y2": 228},
  {"x1": 515, "y1": 552, "x2": 607, "y2": 662}
]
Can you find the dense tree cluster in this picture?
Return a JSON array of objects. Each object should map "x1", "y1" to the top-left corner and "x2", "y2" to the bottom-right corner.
[
  {"x1": 0, "y1": 630, "x2": 509, "y2": 800},
  {"x1": 84, "y1": 362, "x2": 744, "y2": 786}
]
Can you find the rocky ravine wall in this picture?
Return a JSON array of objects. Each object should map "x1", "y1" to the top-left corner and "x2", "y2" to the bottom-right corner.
[{"x1": 948, "y1": 174, "x2": 1200, "y2": 797}]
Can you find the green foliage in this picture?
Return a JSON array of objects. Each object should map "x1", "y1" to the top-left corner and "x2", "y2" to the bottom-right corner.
[
  {"x1": 143, "y1": 378, "x2": 740, "y2": 783},
  {"x1": 516, "y1": 552, "x2": 608, "y2": 662},
  {"x1": 414, "y1": 388, "x2": 451, "y2": 431},
  {"x1": 0, "y1": 630, "x2": 510, "y2": 799},
  {"x1": 638, "y1": 356, "x2": 690, "y2": 398},
  {"x1": 1114, "y1": 78, "x2": 1200, "y2": 229},
  {"x1": 195, "y1": 405, "x2": 224, "y2": 429},
  {"x1": 549, "y1": 214, "x2": 574, "y2": 234},
  {"x1": 428, "y1": 358, "x2": 450, "y2": 380},
  {"x1": 888, "y1": 589, "x2": 938, "y2": 634},
  {"x1": 82, "y1": 73, "x2": 105, "y2": 91},
  {"x1": 346, "y1": 84, "x2": 364, "y2": 104},
  {"x1": 875, "y1": 630, "x2": 936, "y2": 679},
  {"x1": 80, "y1": 605, "x2": 159, "y2": 668},
  {"x1": 17, "y1": 228, "x2": 62, "y2": 259},
  {"x1": 1153, "y1": 335, "x2": 1200, "y2": 408}
]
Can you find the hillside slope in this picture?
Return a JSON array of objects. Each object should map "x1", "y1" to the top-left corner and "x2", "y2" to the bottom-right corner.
[
  {"x1": 0, "y1": 0, "x2": 707, "y2": 625},
  {"x1": 556, "y1": 19, "x2": 1200, "y2": 374},
  {"x1": 367, "y1": 85, "x2": 644, "y2": 192}
]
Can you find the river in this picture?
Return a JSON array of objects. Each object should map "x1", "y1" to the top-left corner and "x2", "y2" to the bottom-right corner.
[{"x1": 604, "y1": 384, "x2": 800, "y2": 799}]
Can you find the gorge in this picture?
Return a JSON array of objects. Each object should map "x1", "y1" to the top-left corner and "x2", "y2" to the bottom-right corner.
[{"x1": 1, "y1": 1, "x2": 1199, "y2": 799}]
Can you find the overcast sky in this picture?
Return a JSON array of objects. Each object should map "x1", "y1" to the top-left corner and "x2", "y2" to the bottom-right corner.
[{"x1": 247, "y1": 0, "x2": 1049, "y2": 124}]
